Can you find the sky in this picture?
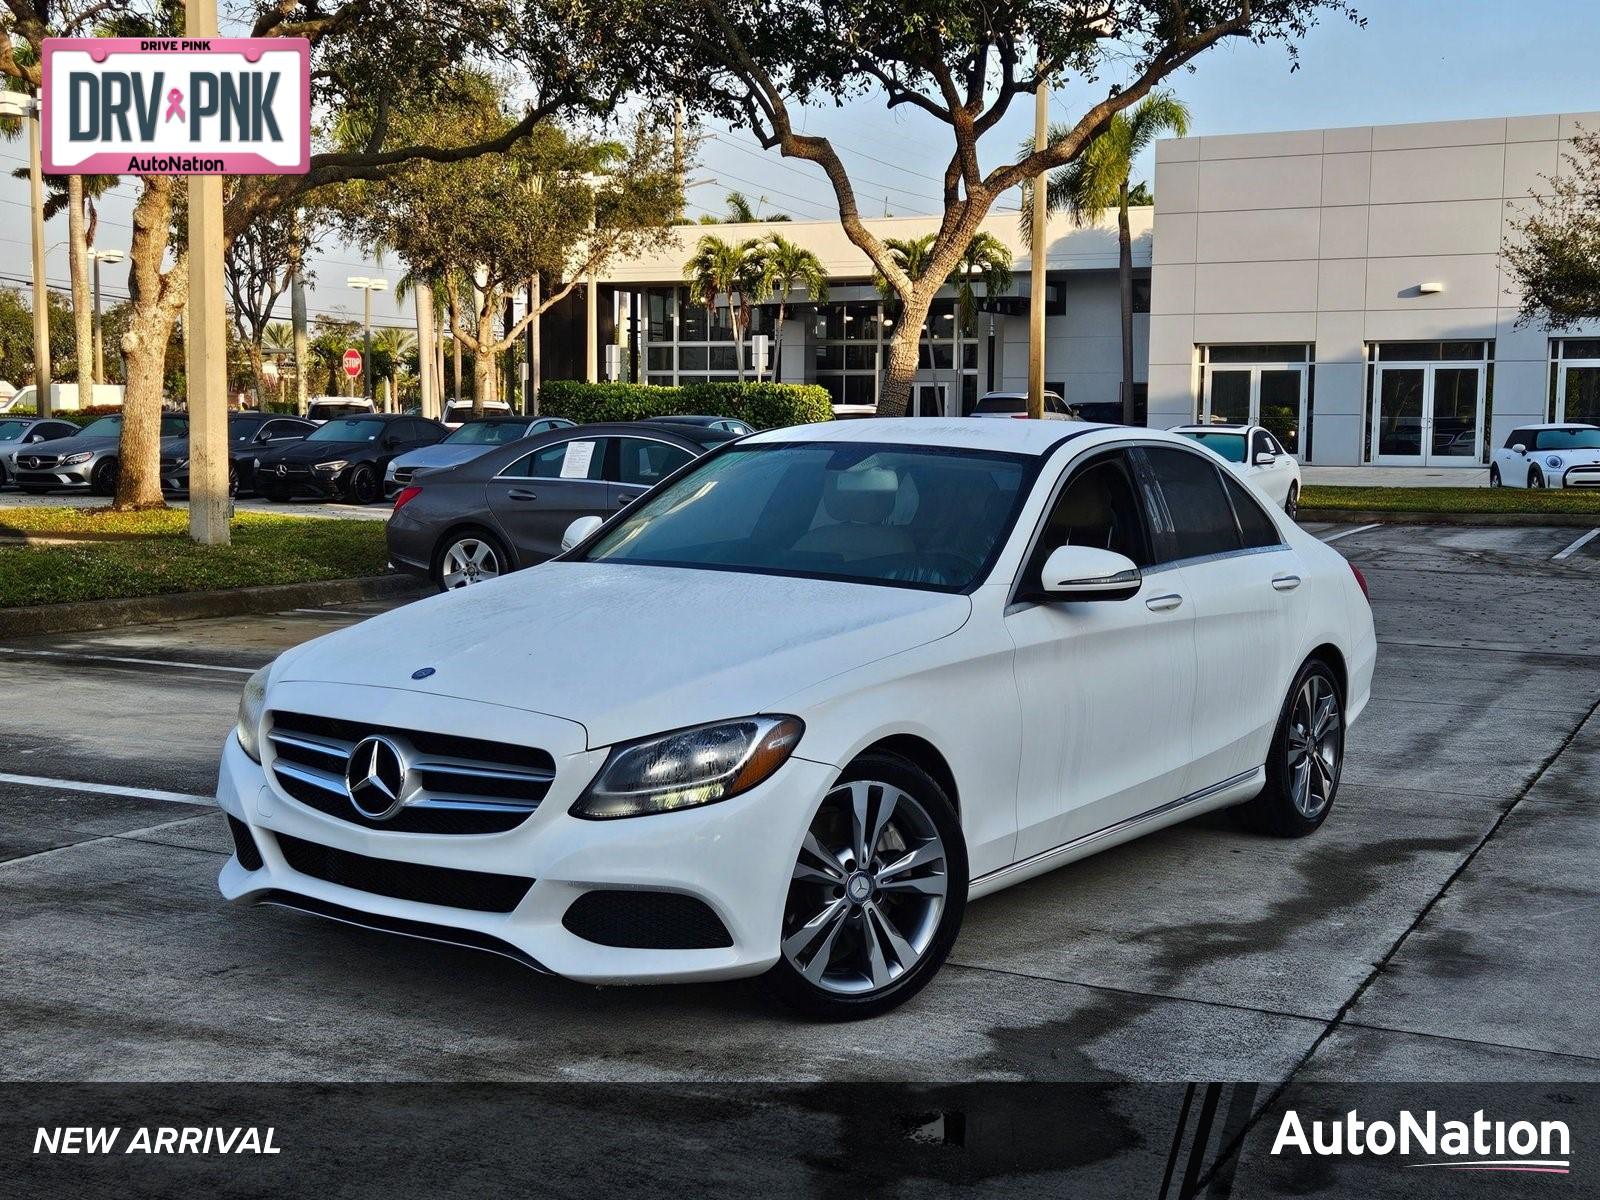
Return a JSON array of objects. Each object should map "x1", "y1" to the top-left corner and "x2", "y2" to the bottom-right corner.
[{"x1": 3, "y1": 0, "x2": 1598, "y2": 335}]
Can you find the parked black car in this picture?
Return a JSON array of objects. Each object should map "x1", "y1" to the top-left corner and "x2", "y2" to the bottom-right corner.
[
  {"x1": 159, "y1": 413, "x2": 318, "y2": 496},
  {"x1": 386, "y1": 421, "x2": 738, "y2": 590},
  {"x1": 0, "y1": 416, "x2": 80, "y2": 489},
  {"x1": 254, "y1": 414, "x2": 447, "y2": 504}
]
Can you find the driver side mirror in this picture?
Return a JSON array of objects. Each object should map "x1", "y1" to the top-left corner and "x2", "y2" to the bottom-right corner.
[
  {"x1": 1511, "y1": 443, "x2": 1527, "y2": 455},
  {"x1": 1034, "y1": 545, "x2": 1143, "y2": 603},
  {"x1": 561, "y1": 514, "x2": 603, "y2": 552},
  {"x1": 1253, "y1": 451, "x2": 1277, "y2": 466}
]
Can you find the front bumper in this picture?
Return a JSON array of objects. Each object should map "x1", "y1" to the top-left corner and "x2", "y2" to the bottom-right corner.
[
  {"x1": 13, "y1": 464, "x2": 91, "y2": 489},
  {"x1": 215, "y1": 687, "x2": 834, "y2": 985},
  {"x1": 1561, "y1": 465, "x2": 1600, "y2": 489},
  {"x1": 260, "y1": 466, "x2": 344, "y2": 498}
]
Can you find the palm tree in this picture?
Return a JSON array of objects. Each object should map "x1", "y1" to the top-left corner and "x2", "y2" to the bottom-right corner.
[
  {"x1": 752, "y1": 234, "x2": 827, "y2": 381},
  {"x1": 1022, "y1": 90, "x2": 1189, "y2": 424},
  {"x1": 263, "y1": 322, "x2": 295, "y2": 405},
  {"x1": 700, "y1": 190, "x2": 792, "y2": 224},
  {"x1": 684, "y1": 234, "x2": 765, "y2": 381},
  {"x1": 371, "y1": 327, "x2": 417, "y2": 410}
]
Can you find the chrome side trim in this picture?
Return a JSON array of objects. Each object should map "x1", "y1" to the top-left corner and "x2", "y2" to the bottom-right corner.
[{"x1": 973, "y1": 768, "x2": 1261, "y2": 888}]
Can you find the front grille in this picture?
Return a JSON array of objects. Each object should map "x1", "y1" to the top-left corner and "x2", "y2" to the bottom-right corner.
[
  {"x1": 561, "y1": 889, "x2": 733, "y2": 950},
  {"x1": 273, "y1": 831, "x2": 533, "y2": 913},
  {"x1": 227, "y1": 815, "x2": 264, "y2": 871},
  {"x1": 1564, "y1": 466, "x2": 1600, "y2": 487},
  {"x1": 16, "y1": 454, "x2": 57, "y2": 469},
  {"x1": 265, "y1": 710, "x2": 554, "y2": 835}
]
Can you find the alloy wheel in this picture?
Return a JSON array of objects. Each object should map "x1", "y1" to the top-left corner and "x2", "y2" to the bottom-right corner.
[
  {"x1": 440, "y1": 538, "x2": 502, "y2": 589},
  {"x1": 1488, "y1": 466, "x2": 1501, "y2": 488},
  {"x1": 1529, "y1": 470, "x2": 1544, "y2": 489},
  {"x1": 1285, "y1": 485, "x2": 1299, "y2": 520},
  {"x1": 781, "y1": 780, "x2": 948, "y2": 996},
  {"x1": 1285, "y1": 674, "x2": 1341, "y2": 820}
]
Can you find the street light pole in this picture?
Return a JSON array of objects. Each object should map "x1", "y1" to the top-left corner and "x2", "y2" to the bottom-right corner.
[
  {"x1": 347, "y1": 276, "x2": 388, "y2": 404},
  {"x1": 24, "y1": 97, "x2": 49, "y2": 416},
  {"x1": 89, "y1": 249, "x2": 125, "y2": 384}
]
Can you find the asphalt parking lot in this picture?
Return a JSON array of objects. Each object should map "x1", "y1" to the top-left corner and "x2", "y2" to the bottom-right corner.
[{"x1": 2, "y1": 521, "x2": 1598, "y2": 1084}]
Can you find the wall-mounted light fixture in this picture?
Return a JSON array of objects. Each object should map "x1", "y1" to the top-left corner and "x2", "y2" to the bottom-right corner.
[{"x1": 1418, "y1": 281, "x2": 1445, "y2": 295}]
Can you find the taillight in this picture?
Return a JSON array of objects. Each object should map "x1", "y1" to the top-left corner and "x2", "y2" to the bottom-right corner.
[
  {"x1": 1349, "y1": 561, "x2": 1369, "y2": 600},
  {"x1": 1010, "y1": 412, "x2": 1030, "y2": 419},
  {"x1": 393, "y1": 486, "x2": 422, "y2": 512}
]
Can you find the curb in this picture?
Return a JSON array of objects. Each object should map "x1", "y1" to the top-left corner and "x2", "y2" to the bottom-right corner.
[
  {"x1": 1299, "y1": 508, "x2": 1600, "y2": 528},
  {"x1": 0, "y1": 574, "x2": 427, "y2": 637}
]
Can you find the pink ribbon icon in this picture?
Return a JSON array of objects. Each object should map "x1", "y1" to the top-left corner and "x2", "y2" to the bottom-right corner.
[{"x1": 164, "y1": 88, "x2": 184, "y2": 123}]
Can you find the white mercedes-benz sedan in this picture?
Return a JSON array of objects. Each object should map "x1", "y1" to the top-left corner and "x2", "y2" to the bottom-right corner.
[
  {"x1": 1170, "y1": 423, "x2": 1303, "y2": 517},
  {"x1": 219, "y1": 419, "x2": 1376, "y2": 1018}
]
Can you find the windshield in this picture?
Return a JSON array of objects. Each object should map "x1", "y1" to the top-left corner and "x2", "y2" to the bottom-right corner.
[
  {"x1": 0, "y1": 419, "x2": 30, "y2": 440},
  {"x1": 1176, "y1": 431, "x2": 1248, "y2": 463},
  {"x1": 446, "y1": 421, "x2": 531, "y2": 445},
  {"x1": 80, "y1": 417, "x2": 122, "y2": 437},
  {"x1": 1534, "y1": 428, "x2": 1600, "y2": 450},
  {"x1": 307, "y1": 418, "x2": 386, "y2": 442},
  {"x1": 576, "y1": 442, "x2": 1031, "y2": 592}
]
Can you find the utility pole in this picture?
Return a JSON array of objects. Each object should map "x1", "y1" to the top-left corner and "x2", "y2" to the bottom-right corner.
[
  {"x1": 527, "y1": 276, "x2": 540, "y2": 415},
  {"x1": 186, "y1": 0, "x2": 231, "y2": 545},
  {"x1": 1027, "y1": 75, "x2": 1049, "y2": 422},
  {"x1": 415, "y1": 280, "x2": 436, "y2": 420},
  {"x1": 290, "y1": 225, "x2": 309, "y2": 415},
  {"x1": 25, "y1": 96, "x2": 50, "y2": 416}
]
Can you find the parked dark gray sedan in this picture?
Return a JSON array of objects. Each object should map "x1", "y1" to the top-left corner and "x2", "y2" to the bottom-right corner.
[{"x1": 386, "y1": 421, "x2": 739, "y2": 590}]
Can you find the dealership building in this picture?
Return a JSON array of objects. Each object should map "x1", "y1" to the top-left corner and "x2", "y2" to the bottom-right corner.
[{"x1": 590, "y1": 109, "x2": 1600, "y2": 468}]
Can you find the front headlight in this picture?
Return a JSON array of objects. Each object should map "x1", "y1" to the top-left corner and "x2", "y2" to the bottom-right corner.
[
  {"x1": 1547, "y1": 455, "x2": 1564, "y2": 470},
  {"x1": 61, "y1": 451, "x2": 92, "y2": 466},
  {"x1": 236, "y1": 665, "x2": 270, "y2": 762},
  {"x1": 571, "y1": 715, "x2": 805, "y2": 820},
  {"x1": 314, "y1": 459, "x2": 348, "y2": 472}
]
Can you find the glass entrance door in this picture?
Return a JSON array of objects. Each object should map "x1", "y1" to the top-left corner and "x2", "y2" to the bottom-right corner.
[
  {"x1": 1372, "y1": 364, "x2": 1485, "y2": 464},
  {"x1": 1558, "y1": 362, "x2": 1600, "y2": 425},
  {"x1": 1201, "y1": 365, "x2": 1308, "y2": 455}
]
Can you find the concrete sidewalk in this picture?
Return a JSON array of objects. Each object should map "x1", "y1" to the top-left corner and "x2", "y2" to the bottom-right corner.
[{"x1": 1303, "y1": 465, "x2": 1489, "y2": 488}]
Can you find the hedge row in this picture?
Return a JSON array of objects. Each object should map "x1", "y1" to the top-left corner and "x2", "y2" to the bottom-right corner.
[
  {"x1": 4, "y1": 404, "x2": 121, "y2": 427},
  {"x1": 536, "y1": 380, "x2": 833, "y2": 429}
]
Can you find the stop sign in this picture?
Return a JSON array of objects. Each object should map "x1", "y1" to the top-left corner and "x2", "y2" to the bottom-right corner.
[{"x1": 342, "y1": 347, "x2": 363, "y2": 379}]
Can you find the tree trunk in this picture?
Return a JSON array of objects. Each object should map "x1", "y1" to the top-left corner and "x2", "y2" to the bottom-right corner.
[
  {"x1": 772, "y1": 297, "x2": 787, "y2": 382},
  {"x1": 451, "y1": 303, "x2": 463, "y2": 405},
  {"x1": 115, "y1": 178, "x2": 181, "y2": 510},
  {"x1": 248, "y1": 340, "x2": 265, "y2": 410},
  {"x1": 878, "y1": 291, "x2": 935, "y2": 416},
  {"x1": 472, "y1": 304, "x2": 496, "y2": 415},
  {"x1": 68, "y1": 176, "x2": 93, "y2": 402},
  {"x1": 1118, "y1": 186, "x2": 1136, "y2": 426}
]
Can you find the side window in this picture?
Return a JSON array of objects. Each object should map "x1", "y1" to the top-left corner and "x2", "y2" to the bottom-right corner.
[
  {"x1": 1506, "y1": 429, "x2": 1528, "y2": 450},
  {"x1": 1023, "y1": 451, "x2": 1154, "y2": 589},
  {"x1": 1140, "y1": 446, "x2": 1244, "y2": 563},
  {"x1": 504, "y1": 438, "x2": 607, "y2": 481},
  {"x1": 615, "y1": 438, "x2": 694, "y2": 486},
  {"x1": 1220, "y1": 472, "x2": 1284, "y2": 549}
]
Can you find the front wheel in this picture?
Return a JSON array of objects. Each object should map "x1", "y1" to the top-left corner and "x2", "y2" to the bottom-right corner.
[
  {"x1": 1235, "y1": 659, "x2": 1344, "y2": 838},
  {"x1": 344, "y1": 464, "x2": 380, "y2": 505},
  {"x1": 1528, "y1": 467, "x2": 1545, "y2": 490},
  {"x1": 89, "y1": 457, "x2": 118, "y2": 496},
  {"x1": 767, "y1": 752, "x2": 967, "y2": 1019},
  {"x1": 1284, "y1": 482, "x2": 1300, "y2": 520}
]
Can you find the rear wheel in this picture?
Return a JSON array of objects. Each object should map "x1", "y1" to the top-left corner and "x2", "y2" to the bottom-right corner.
[
  {"x1": 434, "y1": 529, "x2": 508, "y2": 591},
  {"x1": 767, "y1": 752, "x2": 966, "y2": 1019},
  {"x1": 1488, "y1": 464, "x2": 1502, "y2": 488},
  {"x1": 228, "y1": 463, "x2": 239, "y2": 498},
  {"x1": 89, "y1": 457, "x2": 118, "y2": 496},
  {"x1": 1235, "y1": 659, "x2": 1344, "y2": 838},
  {"x1": 1284, "y1": 482, "x2": 1300, "y2": 520}
]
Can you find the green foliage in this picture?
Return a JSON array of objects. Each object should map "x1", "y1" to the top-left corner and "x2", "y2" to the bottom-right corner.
[
  {"x1": 1504, "y1": 129, "x2": 1600, "y2": 329},
  {"x1": 0, "y1": 511, "x2": 388, "y2": 608},
  {"x1": 537, "y1": 380, "x2": 832, "y2": 428},
  {"x1": 1301, "y1": 487, "x2": 1600, "y2": 516},
  {"x1": 3, "y1": 405, "x2": 116, "y2": 427}
]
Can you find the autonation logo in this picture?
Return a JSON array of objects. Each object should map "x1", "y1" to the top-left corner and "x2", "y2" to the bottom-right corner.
[{"x1": 1273, "y1": 1109, "x2": 1572, "y2": 1174}]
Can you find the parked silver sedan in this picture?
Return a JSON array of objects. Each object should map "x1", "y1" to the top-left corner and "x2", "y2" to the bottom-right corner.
[{"x1": 12, "y1": 413, "x2": 190, "y2": 495}]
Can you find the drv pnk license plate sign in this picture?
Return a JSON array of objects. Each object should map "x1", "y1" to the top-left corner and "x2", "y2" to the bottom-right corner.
[{"x1": 41, "y1": 38, "x2": 310, "y2": 176}]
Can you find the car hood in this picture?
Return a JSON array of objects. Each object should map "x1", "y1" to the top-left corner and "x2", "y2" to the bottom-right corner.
[
  {"x1": 264, "y1": 438, "x2": 373, "y2": 464},
  {"x1": 273, "y1": 562, "x2": 972, "y2": 749},
  {"x1": 14, "y1": 432, "x2": 116, "y2": 456},
  {"x1": 391, "y1": 443, "x2": 490, "y2": 472}
]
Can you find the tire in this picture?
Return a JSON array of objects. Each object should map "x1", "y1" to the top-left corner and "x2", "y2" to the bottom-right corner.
[
  {"x1": 89, "y1": 457, "x2": 118, "y2": 497},
  {"x1": 1284, "y1": 483, "x2": 1300, "y2": 520},
  {"x1": 0, "y1": 462, "x2": 7, "y2": 489},
  {"x1": 344, "y1": 464, "x2": 380, "y2": 505},
  {"x1": 433, "y1": 528, "x2": 509, "y2": 591},
  {"x1": 228, "y1": 463, "x2": 239, "y2": 499},
  {"x1": 1235, "y1": 658, "x2": 1345, "y2": 838},
  {"x1": 766, "y1": 752, "x2": 967, "y2": 1019},
  {"x1": 1488, "y1": 464, "x2": 1502, "y2": 488},
  {"x1": 1528, "y1": 467, "x2": 1545, "y2": 490}
]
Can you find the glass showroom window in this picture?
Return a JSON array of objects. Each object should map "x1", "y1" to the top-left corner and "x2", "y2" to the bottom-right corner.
[
  {"x1": 813, "y1": 300, "x2": 884, "y2": 412},
  {"x1": 1197, "y1": 344, "x2": 1312, "y2": 458},
  {"x1": 1365, "y1": 341, "x2": 1493, "y2": 466},
  {"x1": 1550, "y1": 338, "x2": 1600, "y2": 425},
  {"x1": 644, "y1": 285, "x2": 773, "y2": 384}
]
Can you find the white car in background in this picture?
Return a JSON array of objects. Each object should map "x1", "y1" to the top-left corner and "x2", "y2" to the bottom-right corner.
[
  {"x1": 1172, "y1": 423, "x2": 1303, "y2": 518},
  {"x1": 1490, "y1": 424, "x2": 1600, "y2": 489},
  {"x1": 220, "y1": 420, "x2": 1374, "y2": 1017}
]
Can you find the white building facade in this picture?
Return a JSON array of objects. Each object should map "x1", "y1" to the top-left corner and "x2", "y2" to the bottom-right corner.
[{"x1": 1148, "y1": 111, "x2": 1600, "y2": 466}]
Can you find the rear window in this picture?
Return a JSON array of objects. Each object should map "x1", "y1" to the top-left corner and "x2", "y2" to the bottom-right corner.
[
  {"x1": 1175, "y1": 430, "x2": 1248, "y2": 463},
  {"x1": 973, "y1": 395, "x2": 1026, "y2": 414}
]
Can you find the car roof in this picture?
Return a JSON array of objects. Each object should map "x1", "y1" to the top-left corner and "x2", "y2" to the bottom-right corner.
[
  {"x1": 457, "y1": 414, "x2": 544, "y2": 423},
  {"x1": 740, "y1": 417, "x2": 1209, "y2": 457},
  {"x1": 1171, "y1": 423, "x2": 1252, "y2": 432},
  {"x1": 649, "y1": 414, "x2": 743, "y2": 425},
  {"x1": 1517, "y1": 422, "x2": 1600, "y2": 430}
]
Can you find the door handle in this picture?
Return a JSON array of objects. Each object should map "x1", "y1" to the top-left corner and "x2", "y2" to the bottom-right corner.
[
  {"x1": 1271, "y1": 575, "x2": 1302, "y2": 592},
  {"x1": 616, "y1": 492, "x2": 643, "y2": 507},
  {"x1": 1145, "y1": 593, "x2": 1183, "y2": 612},
  {"x1": 507, "y1": 488, "x2": 538, "y2": 501}
]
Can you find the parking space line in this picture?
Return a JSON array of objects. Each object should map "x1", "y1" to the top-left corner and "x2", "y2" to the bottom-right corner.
[
  {"x1": 0, "y1": 771, "x2": 214, "y2": 805},
  {"x1": 288, "y1": 607, "x2": 367, "y2": 616},
  {"x1": 1320, "y1": 523, "x2": 1382, "y2": 544},
  {"x1": 0, "y1": 647, "x2": 254, "y2": 674},
  {"x1": 1552, "y1": 528, "x2": 1600, "y2": 561}
]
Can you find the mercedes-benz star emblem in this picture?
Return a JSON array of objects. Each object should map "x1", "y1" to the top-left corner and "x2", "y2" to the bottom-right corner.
[{"x1": 344, "y1": 735, "x2": 410, "y2": 820}]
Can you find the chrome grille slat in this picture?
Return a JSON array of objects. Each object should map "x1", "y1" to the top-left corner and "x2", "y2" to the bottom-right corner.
[{"x1": 265, "y1": 709, "x2": 553, "y2": 835}]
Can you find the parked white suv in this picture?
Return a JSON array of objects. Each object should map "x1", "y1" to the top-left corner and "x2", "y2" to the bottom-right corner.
[{"x1": 221, "y1": 420, "x2": 1375, "y2": 1017}]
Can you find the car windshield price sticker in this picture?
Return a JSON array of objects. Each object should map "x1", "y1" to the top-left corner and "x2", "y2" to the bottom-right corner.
[
  {"x1": 559, "y1": 441, "x2": 596, "y2": 479},
  {"x1": 41, "y1": 37, "x2": 311, "y2": 175}
]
